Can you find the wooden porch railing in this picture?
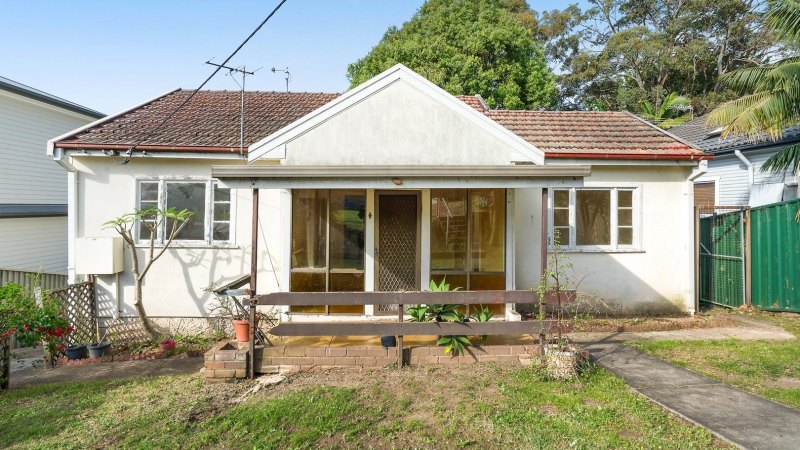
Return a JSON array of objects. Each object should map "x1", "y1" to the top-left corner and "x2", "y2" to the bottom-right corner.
[{"x1": 253, "y1": 290, "x2": 561, "y2": 376}]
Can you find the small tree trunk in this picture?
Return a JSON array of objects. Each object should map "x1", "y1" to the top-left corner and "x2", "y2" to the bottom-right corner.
[{"x1": 134, "y1": 278, "x2": 158, "y2": 339}]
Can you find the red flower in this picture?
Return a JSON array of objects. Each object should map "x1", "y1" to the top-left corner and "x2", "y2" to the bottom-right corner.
[
  {"x1": 57, "y1": 344, "x2": 66, "y2": 352},
  {"x1": 23, "y1": 323, "x2": 30, "y2": 331},
  {"x1": 54, "y1": 326, "x2": 63, "y2": 337}
]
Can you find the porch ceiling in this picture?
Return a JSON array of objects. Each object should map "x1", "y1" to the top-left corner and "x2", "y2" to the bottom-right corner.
[{"x1": 211, "y1": 164, "x2": 590, "y2": 189}]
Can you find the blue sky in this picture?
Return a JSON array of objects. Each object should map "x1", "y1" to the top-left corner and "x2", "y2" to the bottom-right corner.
[{"x1": 1, "y1": 1, "x2": 577, "y2": 114}]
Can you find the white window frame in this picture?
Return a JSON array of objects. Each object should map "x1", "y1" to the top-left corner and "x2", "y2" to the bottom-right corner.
[
  {"x1": 135, "y1": 178, "x2": 235, "y2": 247},
  {"x1": 548, "y1": 185, "x2": 642, "y2": 252}
]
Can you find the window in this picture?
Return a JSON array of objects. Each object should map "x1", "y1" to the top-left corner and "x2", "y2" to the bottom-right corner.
[
  {"x1": 431, "y1": 189, "x2": 505, "y2": 314},
  {"x1": 550, "y1": 188, "x2": 638, "y2": 250},
  {"x1": 290, "y1": 189, "x2": 366, "y2": 314},
  {"x1": 136, "y1": 180, "x2": 232, "y2": 245}
]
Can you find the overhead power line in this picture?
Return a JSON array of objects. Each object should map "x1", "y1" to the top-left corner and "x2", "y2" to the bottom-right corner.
[{"x1": 120, "y1": 0, "x2": 289, "y2": 163}]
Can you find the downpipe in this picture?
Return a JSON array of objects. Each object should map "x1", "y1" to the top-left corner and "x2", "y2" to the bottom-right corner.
[{"x1": 686, "y1": 160, "x2": 708, "y2": 316}]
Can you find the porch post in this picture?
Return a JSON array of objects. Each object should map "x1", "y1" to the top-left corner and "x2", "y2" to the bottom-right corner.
[
  {"x1": 539, "y1": 188, "x2": 548, "y2": 353},
  {"x1": 248, "y1": 188, "x2": 259, "y2": 379}
]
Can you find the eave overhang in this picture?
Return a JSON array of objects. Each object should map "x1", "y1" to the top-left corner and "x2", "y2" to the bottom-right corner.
[{"x1": 212, "y1": 165, "x2": 590, "y2": 189}]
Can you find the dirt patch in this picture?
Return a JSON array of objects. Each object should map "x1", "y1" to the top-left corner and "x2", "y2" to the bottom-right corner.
[
  {"x1": 765, "y1": 376, "x2": 800, "y2": 390},
  {"x1": 573, "y1": 315, "x2": 734, "y2": 333}
]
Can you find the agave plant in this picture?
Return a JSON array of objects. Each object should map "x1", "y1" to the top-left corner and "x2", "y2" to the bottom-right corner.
[
  {"x1": 437, "y1": 335, "x2": 472, "y2": 355},
  {"x1": 708, "y1": 0, "x2": 800, "y2": 175}
]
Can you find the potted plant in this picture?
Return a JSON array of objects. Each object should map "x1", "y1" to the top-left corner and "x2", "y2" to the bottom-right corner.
[
  {"x1": 87, "y1": 340, "x2": 113, "y2": 358},
  {"x1": 66, "y1": 344, "x2": 88, "y2": 360},
  {"x1": 537, "y1": 231, "x2": 588, "y2": 379},
  {"x1": 208, "y1": 295, "x2": 252, "y2": 342}
]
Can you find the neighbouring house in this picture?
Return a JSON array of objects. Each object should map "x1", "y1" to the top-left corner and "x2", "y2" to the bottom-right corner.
[
  {"x1": 0, "y1": 76, "x2": 103, "y2": 282},
  {"x1": 48, "y1": 65, "x2": 708, "y2": 332},
  {"x1": 672, "y1": 116, "x2": 800, "y2": 208}
]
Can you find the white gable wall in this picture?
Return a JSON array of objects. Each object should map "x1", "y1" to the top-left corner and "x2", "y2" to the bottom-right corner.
[{"x1": 282, "y1": 79, "x2": 521, "y2": 166}]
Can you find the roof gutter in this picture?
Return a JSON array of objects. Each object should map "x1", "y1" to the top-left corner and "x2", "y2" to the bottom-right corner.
[
  {"x1": 56, "y1": 142, "x2": 245, "y2": 153},
  {"x1": 546, "y1": 152, "x2": 712, "y2": 161}
]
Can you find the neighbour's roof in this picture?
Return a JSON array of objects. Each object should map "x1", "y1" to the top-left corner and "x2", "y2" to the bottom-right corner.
[
  {"x1": 670, "y1": 115, "x2": 800, "y2": 155},
  {"x1": 0, "y1": 75, "x2": 104, "y2": 119},
  {"x1": 0, "y1": 204, "x2": 67, "y2": 218},
  {"x1": 55, "y1": 90, "x2": 340, "y2": 152},
  {"x1": 53, "y1": 89, "x2": 704, "y2": 160},
  {"x1": 456, "y1": 95, "x2": 704, "y2": 160}
]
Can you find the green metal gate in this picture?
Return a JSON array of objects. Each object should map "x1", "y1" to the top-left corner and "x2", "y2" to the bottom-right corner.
[
  {"x1": 699, "y1": 209, "x2": 746, "y2": 308},
  {"x1": 751, "y1": 198, "x2": 800, "y2": 311}
]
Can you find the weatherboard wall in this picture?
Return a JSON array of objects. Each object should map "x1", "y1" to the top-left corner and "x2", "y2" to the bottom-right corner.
[{"x1": 0, "y1": 89, "x2": 96, "y2": 205}]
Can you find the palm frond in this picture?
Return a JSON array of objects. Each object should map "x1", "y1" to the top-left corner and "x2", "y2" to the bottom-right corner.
[
  {"x1": 767, "y1": 0, "x2": 800, "y2": 46},
  {"x1": 720, "y1": 66, "x2": 772, "y2": 94},
  {"x1": 762, "y1": 142, "x2": 800, "y2": 174}
]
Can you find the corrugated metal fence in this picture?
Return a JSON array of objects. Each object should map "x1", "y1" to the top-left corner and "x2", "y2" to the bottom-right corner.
[
  {"x1": 699, "y1": 209, "x2": 746, "y2": 308},
  {"x1": 751, "y1": 198, "x2": 800, "y2": 311},
  {"x1": 0, "y1": 269, "x2": 67, "y2": 292}
]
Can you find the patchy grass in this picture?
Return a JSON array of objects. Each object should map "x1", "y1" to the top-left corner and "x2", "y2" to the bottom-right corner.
[
  {"x1": 0, "y1": 364, "x2": 727, "y2": 449},
  {"x1": 630, "y1": 308, "x2": 800, "y2": 409}
]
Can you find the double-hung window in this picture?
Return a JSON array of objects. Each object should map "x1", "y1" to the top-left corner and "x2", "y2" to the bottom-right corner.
[
  {"x1": 550, "y1": 187, "x2": 639, "y2": 250},
  {"x1": 136, "y1": 179, "x2": 232, "y2": 245}
]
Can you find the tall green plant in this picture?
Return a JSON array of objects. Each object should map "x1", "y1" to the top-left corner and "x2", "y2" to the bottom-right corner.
[{"x1": 708, "y1": 0, "x2": 800, "y2": 175}]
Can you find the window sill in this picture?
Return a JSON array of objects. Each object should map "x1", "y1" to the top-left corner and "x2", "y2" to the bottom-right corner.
[
  {"x1": 134, "y1": 243, "x2": 239, "y2": 250},
  {"x1": 552, "y1": 248, "x2": 645, "y2": 254}
]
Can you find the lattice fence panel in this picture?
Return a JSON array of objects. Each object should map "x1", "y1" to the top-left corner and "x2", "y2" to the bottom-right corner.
[
  {"x1": 48, "y1": 282, "x2": 97, "y2": 345},
  {"x1": 0, "y1": 336, "x2": 9, "y2": 390}
]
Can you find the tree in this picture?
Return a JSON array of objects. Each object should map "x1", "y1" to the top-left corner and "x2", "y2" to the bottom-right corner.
[
  {"x1": 708, "y1": 0, "x2": 800, "y2": 175},
  {"x1": 640, "y1": 92, "x2": 693, "y2": 128},
  {"x1": 541, "y1": 0, "x2": 780, "y2": 113},
  {"x1": 346, "y1": 0, "x2": 557, "y2": 109},
  {"x1": 104, "y1": 207, "x2": 192, "y2": 339}
]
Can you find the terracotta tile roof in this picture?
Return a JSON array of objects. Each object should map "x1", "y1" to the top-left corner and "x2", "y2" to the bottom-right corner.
[
  {"x1": 457, "y1": 95, "x2": 705, "y2": 160},
  {"x1": 55, "y1": 89, "x2": 340, "y2": 152},
  {"x1": 55, "y1": 90, "x2": 704, "y2": 161}
]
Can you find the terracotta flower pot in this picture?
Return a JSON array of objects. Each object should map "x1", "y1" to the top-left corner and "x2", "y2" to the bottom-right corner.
[{"x1": 233, "y1": 319, "x2": 250, "y2": 342}]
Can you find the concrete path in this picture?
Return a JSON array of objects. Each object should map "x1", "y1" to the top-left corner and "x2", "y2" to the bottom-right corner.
[
  {"x1": 588, "y1": 342, "x2": 800, "y2": 450},
  {"x1": 9, "y1": 357, "x2": 203, "y2": 389}
]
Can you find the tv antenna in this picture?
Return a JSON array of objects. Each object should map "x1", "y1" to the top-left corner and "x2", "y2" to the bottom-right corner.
[
  {"x1": 206, "y1": 60, "x2": 259, "y2": 156},
  {"x1": 271, "y1": 66, "x2": 291, "y2": 92}
]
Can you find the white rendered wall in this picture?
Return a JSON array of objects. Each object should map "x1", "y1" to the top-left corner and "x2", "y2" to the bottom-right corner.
[
  {"x1": 72, "y1": 157, "x2": 285, "y2": 320},
  {"x1": 515, "y1": 165, "x2": 695, "y2": 314}
]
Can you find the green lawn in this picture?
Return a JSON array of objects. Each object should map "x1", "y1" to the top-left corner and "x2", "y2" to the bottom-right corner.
[
  {"x1": 0, "y1": 364, "x2": 726, "y2": 449},
  {"x1": 629, "y1": 310, "x2": 800, "y2": 410}
]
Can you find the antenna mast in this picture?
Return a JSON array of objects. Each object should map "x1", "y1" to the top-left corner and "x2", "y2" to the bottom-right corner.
[
  {"x1": 206, "y1": 60, "x2": 255, "y2": 156},
  {"x1": 271, "y1": 66, "x2": 291, "y2": 92}
]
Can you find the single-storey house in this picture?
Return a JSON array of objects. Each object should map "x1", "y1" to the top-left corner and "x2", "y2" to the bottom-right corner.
[
  {"x1": 48, "y1": 65, "x2": 707, "y2": 330},
  {"x1": 0, "y1": 76, "x2": 103, "y2": 281},
  {"x1": 672, "y1": 116, "x2": 799, "y2": 208}
]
